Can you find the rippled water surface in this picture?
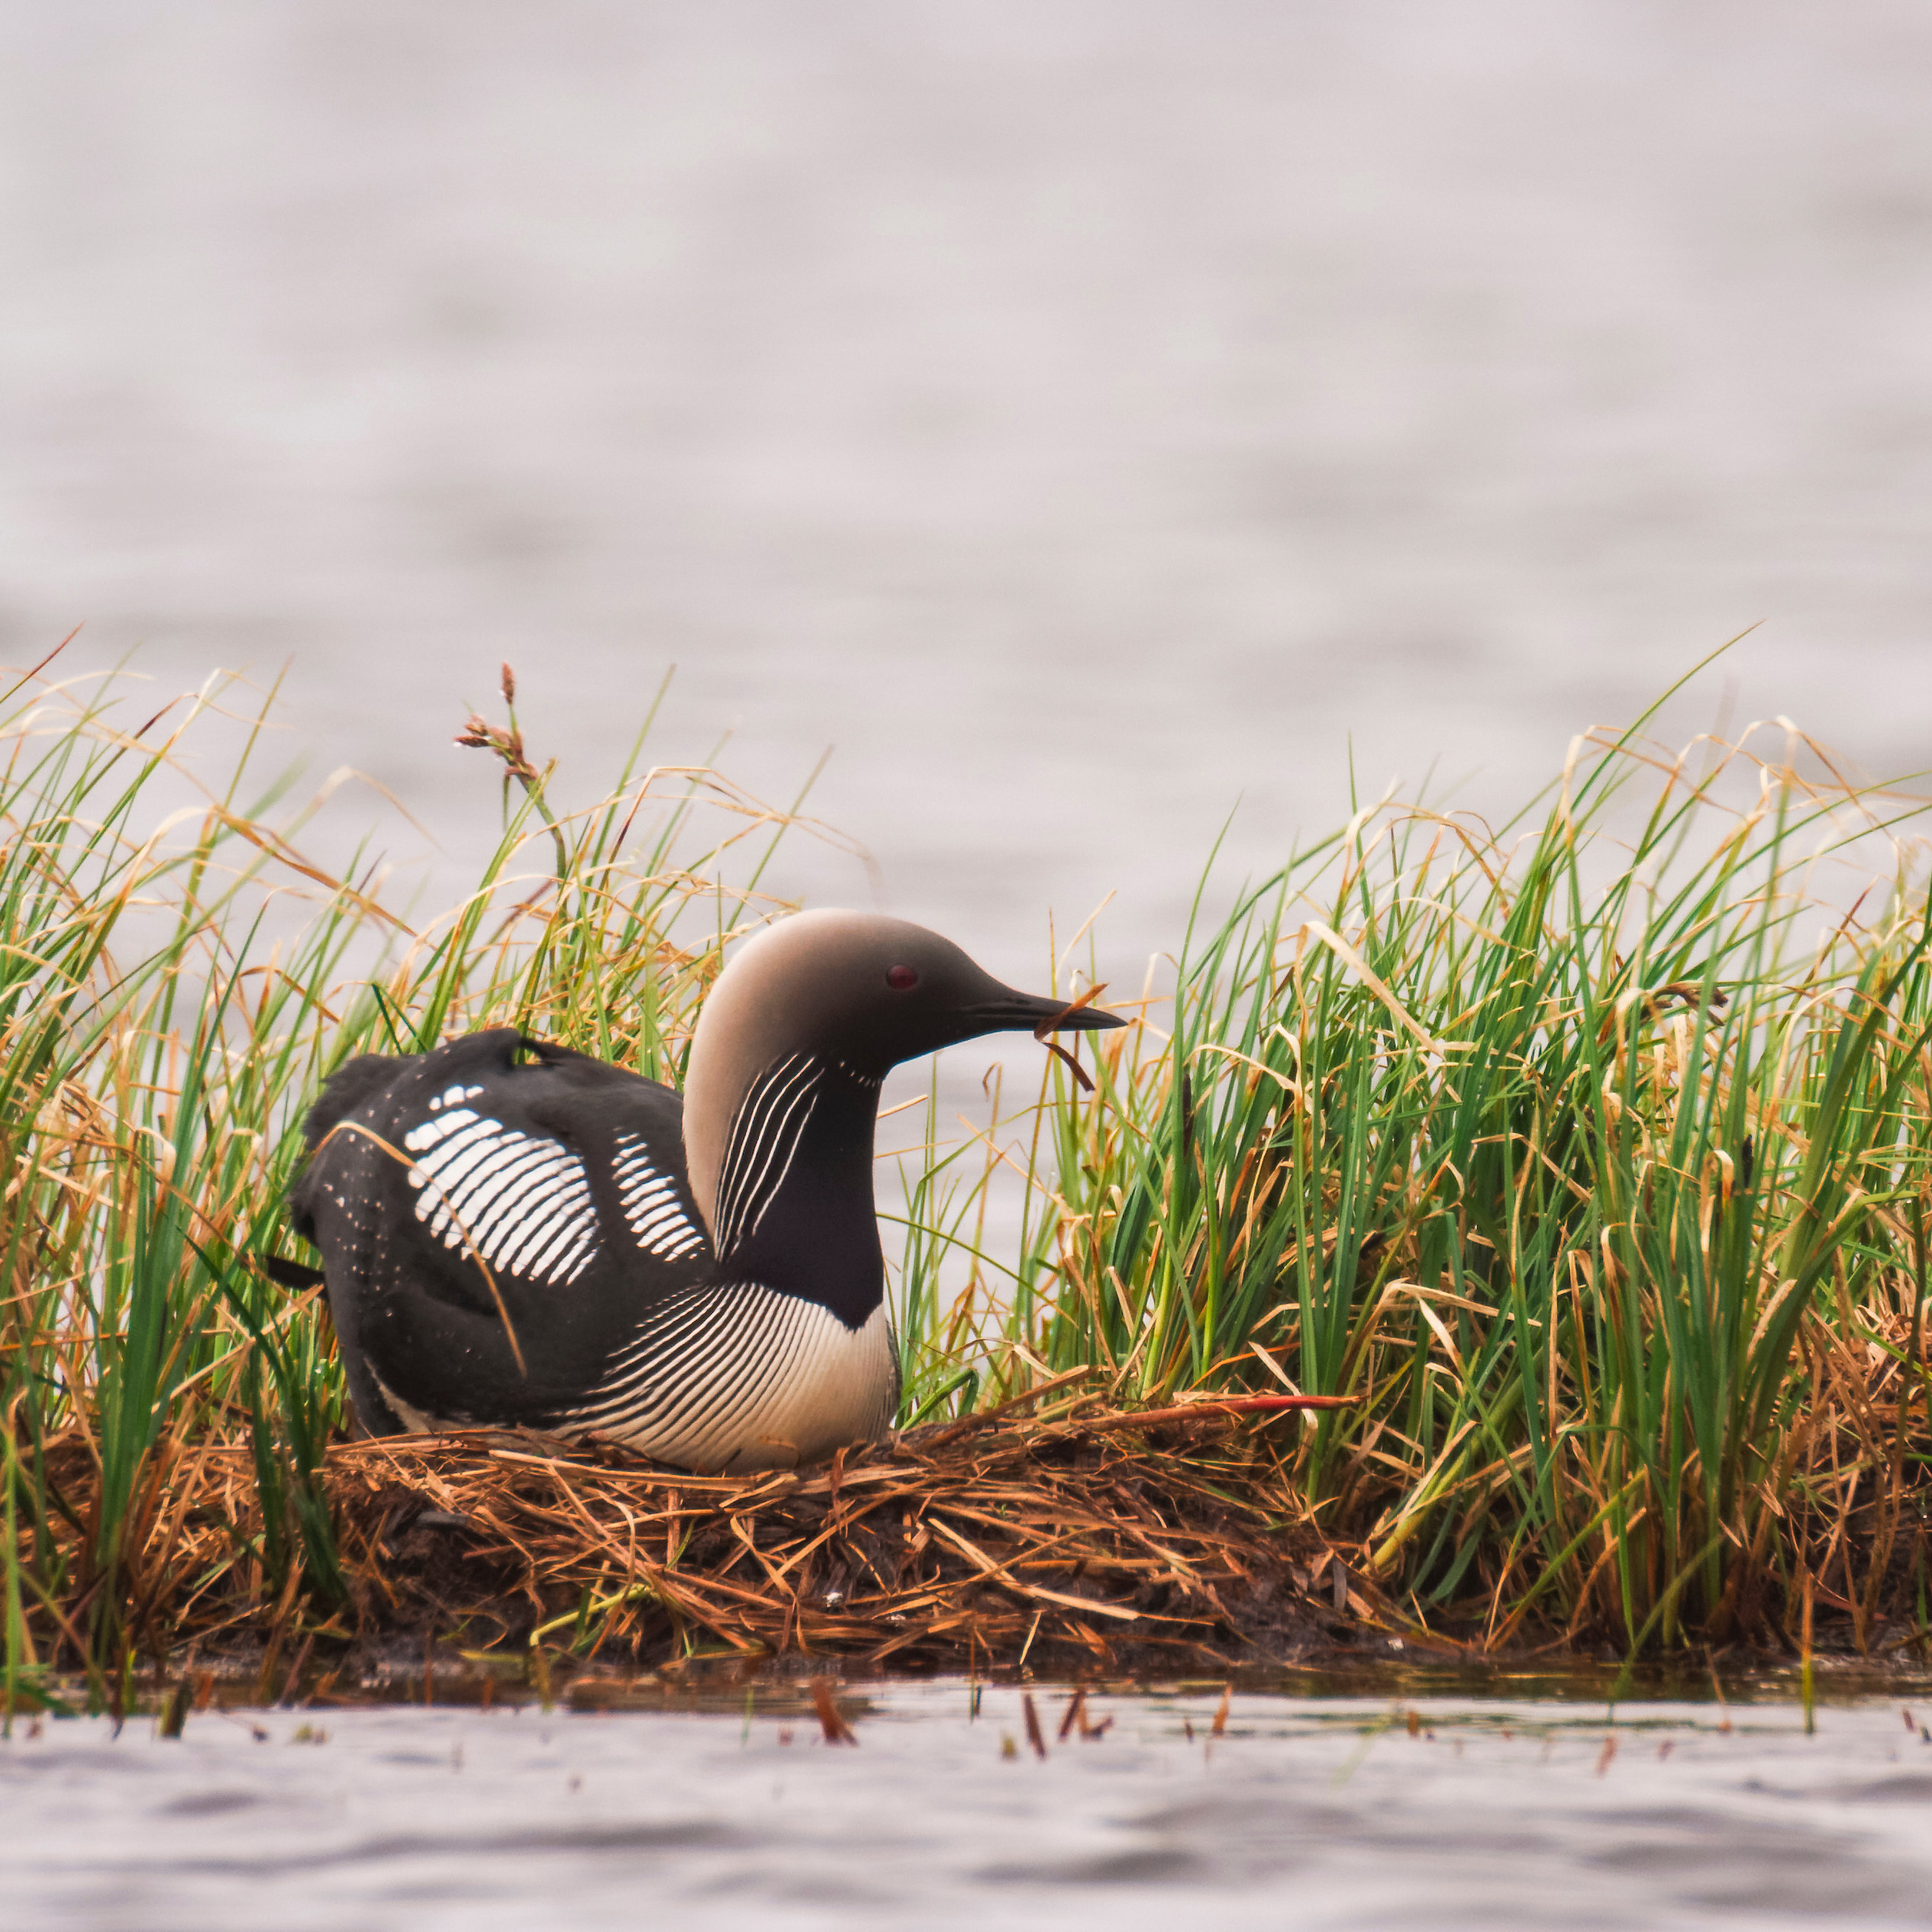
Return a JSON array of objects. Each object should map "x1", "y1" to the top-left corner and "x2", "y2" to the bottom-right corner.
[
  {"x1": 10, "y1": 1682, "x2": 1932, "y2": 1930},
  {"x1": 6, "y1": 3, "x2": 1932, "y2": 967}
]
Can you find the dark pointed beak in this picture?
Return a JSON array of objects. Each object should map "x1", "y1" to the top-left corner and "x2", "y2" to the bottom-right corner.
[{"x1": 965, "y1": 988, "x2": 1127, "y2": 1036}]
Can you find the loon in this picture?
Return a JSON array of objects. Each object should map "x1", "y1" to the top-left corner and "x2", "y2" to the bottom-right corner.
[{"x1": 279, "y1": 909, "x2": 1123, "y2": 1473}]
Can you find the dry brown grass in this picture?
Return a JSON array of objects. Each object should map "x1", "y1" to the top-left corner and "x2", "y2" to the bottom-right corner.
[
  {"x1": 25, "y1": 1403, "x2": 1370, "y2": 1689},
  {"x1": 17, "y1": 1373, "x2": 1932, "y2": 1705}
]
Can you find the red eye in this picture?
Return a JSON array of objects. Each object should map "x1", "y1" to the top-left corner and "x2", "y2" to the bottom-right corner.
[{"x1": 886, "y1": 964, "x2": 919, "y2": 992}]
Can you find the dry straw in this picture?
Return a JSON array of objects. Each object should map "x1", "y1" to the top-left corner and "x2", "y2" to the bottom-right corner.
[{"x1": 30, "y1": 1401, "x2": 1349, "y2": 1690}]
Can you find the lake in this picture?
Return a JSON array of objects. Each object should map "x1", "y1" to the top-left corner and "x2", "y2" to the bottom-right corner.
[
  {"x1": 8, "y1": 1679, "x2": 1932, "y2": 1930},
  {"x1": 4, "y1": 2, "x2": 1930, "y2": 984}
]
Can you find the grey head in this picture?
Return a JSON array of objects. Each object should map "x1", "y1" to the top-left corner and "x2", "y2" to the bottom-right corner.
[{"x1": 682, "y1": 908, "x2": 1124, "y2": 1237}]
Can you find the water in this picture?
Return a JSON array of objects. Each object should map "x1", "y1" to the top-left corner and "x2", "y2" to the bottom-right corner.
[
  {"x1": 8, "y1": 1682, "x2": 1932, "y2": 1929},
  {"x1": 4, "y1": 4, "x2": 1932, "y2": 981}
]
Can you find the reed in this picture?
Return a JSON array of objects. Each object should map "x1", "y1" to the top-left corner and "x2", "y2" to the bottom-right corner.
[
  {"x1": 979, "y1": 693, "x2": 1932, "y2": 1654},
  {"x1": 2, "y1": 653, "x2": 1930, "y2": 1698}
]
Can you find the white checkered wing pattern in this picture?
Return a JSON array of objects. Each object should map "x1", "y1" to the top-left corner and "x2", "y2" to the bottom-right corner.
[
  {"x1": 612, "y1": 1130, "x2": 709, "y2": 1263},
  {"x1": 402, "y1": 1085, "x2": 602, "y2": 1285},
  {"x1": 401, "y1": 1079, "x2": 711, "y2": 1288}
]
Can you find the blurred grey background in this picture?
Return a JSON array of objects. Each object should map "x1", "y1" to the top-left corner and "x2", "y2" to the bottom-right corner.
[{"x1": 3, "y1": 0, "x2": 1930, "y2": 988}]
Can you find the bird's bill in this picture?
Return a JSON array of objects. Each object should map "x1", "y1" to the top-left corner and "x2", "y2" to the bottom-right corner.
[{"x1": 963, "y1": 988, "x2": 1127, "y2": 1037}]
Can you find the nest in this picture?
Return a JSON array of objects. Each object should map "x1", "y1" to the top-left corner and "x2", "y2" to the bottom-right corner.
[
  {"x1": 322, "y1": 1402, "x2": 1359, "y2": 1676},
  {"x1": 14, "y1": 1395, "x2": 1384, "y2": 1693},
  {"x1": 0, "y1": 1398, "x2": 1358, "y2": 1691}
]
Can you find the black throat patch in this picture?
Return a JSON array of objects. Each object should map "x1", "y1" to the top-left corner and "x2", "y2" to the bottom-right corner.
[{"x1": 712, "y1": 1054, "x2": 885, "y2": 1328}]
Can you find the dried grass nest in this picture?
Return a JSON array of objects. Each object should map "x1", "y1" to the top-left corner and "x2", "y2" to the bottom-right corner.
[{"x1": 325, "y1": 1396, "x2": 1379, "y2": 1677}]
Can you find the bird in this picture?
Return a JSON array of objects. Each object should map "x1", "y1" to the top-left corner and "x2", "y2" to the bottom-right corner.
[{"x1": 274, "y1": 909, "x2": 1124, "y2": 1473}]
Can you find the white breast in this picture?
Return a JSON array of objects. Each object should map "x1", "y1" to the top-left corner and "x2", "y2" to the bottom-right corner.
[{"x1": 567, "y1": 1289, "x2": 898, "y2": 1473}]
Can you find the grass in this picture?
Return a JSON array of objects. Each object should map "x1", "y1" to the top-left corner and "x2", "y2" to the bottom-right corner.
[{"x1": 5, "y1": 652, "x2": 1932, "y2": 1708}]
